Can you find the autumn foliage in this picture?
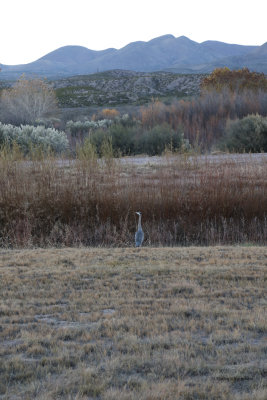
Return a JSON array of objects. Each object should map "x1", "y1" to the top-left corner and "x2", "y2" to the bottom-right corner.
[
  {"x1": 1, "y1": 68, "x2": 267, "y2": 152},
  {"x1": 200, "y1": 67, "x2": 267, "y2": 93},
  {"x1": 101, "y1": 108, "x2": 120, "y2": 119},
  {"x1": 139, "y1": 69, "x2": 267, "y2": 149}
]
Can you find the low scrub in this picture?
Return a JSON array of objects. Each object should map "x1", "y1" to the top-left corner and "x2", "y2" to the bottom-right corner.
[
  {"x1": 66, "y1": 118, "x2": 113, "y2": 138},
  {"x1": 85, "y1": 123, "x2": 189, "y2": 156},
  {"x1": 137, "y1": 124, "x2": 189, "y2": 155},
  {"x1": 66, "y1": 89, "x2": 267, "y2": 152},
  {"x1": 0, "y1": 122, "x2": 69, "y2": 155},
  {"x1": 140, "y1": 90, "x2": 267, "y2": 150}
]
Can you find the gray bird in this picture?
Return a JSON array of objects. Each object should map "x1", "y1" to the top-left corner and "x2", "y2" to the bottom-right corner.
[{"x1": 135, "y1": 211, "x2": 144, "y2": 247}]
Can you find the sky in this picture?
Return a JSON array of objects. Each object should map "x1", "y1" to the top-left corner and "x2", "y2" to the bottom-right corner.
[{"x1": 1, "y1": 0, "x2": 266, "y2": 65}]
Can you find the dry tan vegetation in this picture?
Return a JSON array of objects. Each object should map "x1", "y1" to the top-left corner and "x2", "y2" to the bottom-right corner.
[
  {"x1": 0, "y1": 152, "x2": 266, "y2": 247},
  {"x1": 0, "y1": 246, "x2": 266, "y2": 399}
]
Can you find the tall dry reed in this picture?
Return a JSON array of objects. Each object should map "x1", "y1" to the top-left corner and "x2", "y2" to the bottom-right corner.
[{"x1": 0, "y1": 150, "x2": 266, "y2": 247}]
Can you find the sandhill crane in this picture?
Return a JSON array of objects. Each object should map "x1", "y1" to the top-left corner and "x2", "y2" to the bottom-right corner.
[{"x1": 135, "y1": 211, "x2": 144, "y2": 247}]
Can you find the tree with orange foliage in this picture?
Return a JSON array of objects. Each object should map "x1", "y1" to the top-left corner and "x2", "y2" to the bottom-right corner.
[
  {"x1": 201, "y1": 67, "x2": 267, "y2": 93},
  {"x1": 140, "y1": 98, "x2": 167, "y2": 128},
  {"x1": 101, "y1": 108, "x2": 120, "y2": 119}
]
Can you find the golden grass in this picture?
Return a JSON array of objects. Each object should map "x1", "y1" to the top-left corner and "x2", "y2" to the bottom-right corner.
[{"x1": 0, "y1": 246, "x2": 266, "y2": 399}]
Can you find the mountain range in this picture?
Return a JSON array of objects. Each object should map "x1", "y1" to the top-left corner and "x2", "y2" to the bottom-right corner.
[{"x1": 1, "y1": 35, "x2": 267, "y2": 79}]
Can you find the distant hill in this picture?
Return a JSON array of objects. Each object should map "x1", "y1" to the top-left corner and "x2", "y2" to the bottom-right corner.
[
  {"x1": 52, "y1": 70, "x2": 205, "y2": 107},
  {"x1": 0, "y1": 35, "x2": 266, "y2": 79},
  {"x1": 168, "y1": 41, "x2": 267, "y2": 74}
]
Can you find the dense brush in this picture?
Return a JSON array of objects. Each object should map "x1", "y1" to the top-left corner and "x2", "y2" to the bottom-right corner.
[{"x1": 0, "y1": 150, "x2": 266, "y2": 247}]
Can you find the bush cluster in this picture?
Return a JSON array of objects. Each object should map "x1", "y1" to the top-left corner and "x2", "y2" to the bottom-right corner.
[
  {"x1": 0, "y1": 123, "x2": 69, "y2": 155},
  {"x1": 223, "y1": 114, "x2": 267, "y2": 152},
  {"x1": 66, "y1": 119, "x2": 113, "y2": 137},
  {"x1": 86, "y1": 122, "x2": 189, "y2": 156}
]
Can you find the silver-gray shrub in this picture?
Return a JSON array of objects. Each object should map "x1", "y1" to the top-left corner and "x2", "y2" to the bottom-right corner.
[
  {"x1": 66, "y1": 119, "x2": 113, "y2": 137},
  {"x1": 0, "y1": 123, "x2": 69, "y2": 154}
]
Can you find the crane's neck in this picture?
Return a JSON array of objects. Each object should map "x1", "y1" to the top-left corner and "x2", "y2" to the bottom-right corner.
[{"x1": 138, "y1": 214, "x2": 142, "y2": 229}]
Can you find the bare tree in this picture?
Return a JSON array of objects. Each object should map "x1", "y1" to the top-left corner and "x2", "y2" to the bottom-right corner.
[{"x1": 0, "y1": 76, "x2": 58, "y2": 125}]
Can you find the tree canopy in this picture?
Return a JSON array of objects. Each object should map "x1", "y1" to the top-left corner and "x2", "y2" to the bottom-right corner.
[
  {"x1": 0, "y1": 76, "x2": 58, "y2": 125},
  {"x1": 201, "y1": 67, "x2": 267, "y2": 93}
]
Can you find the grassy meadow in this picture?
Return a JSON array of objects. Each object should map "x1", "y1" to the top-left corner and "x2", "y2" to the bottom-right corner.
[{"x1": 0, "y1": 246, "x2": 266, "y2": 399}]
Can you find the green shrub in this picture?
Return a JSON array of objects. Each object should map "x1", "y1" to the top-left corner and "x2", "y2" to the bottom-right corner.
[
  {"x1": 0, "y1": 123, "x2": 69, "y2": 155},
  {"x1": 139, "y1": 124, "x2": 186, "y2": 156},
  {"x1": 108, "y1": 123, "x2": 137, "y2": 155},
  {"x1": 89, "y1": 128, "x2": 109, "y2": 155},
  {"x1": 223, "y1": 114, "x2": 267, "y2": 152},
  {"x1": 86, "y1": 122, "x2": 187, "y2": 156},
  {"x1": 88, "y1": 124, "x2": 137, "y2": 156}
]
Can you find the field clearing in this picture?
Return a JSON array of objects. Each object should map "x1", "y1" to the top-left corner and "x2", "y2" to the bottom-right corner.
[
  {"x1": 119, "y1": 152, "x2": 267, "y2": 166},
  {"x1": 0, "y1": 246, "x2": 266, "y2": 399}
]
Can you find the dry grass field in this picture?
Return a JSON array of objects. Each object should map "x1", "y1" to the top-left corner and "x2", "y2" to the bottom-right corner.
[{"x1": 0, "y1": 246, "x2": 266, "y2": 399}]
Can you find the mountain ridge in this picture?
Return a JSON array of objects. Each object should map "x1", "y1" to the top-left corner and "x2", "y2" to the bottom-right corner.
[{"x1": 0, "y1": 35, "x2": 266, "y2": 79}]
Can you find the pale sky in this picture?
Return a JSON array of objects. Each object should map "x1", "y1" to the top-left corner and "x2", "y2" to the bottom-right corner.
[{"x1": 1, "y1": 0, "x2": 266, "y2": 65}]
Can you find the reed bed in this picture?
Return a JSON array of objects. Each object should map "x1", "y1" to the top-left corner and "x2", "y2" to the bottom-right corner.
[{"x1": 0, "y1": 152, "x2": 266, "y2": 247}]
